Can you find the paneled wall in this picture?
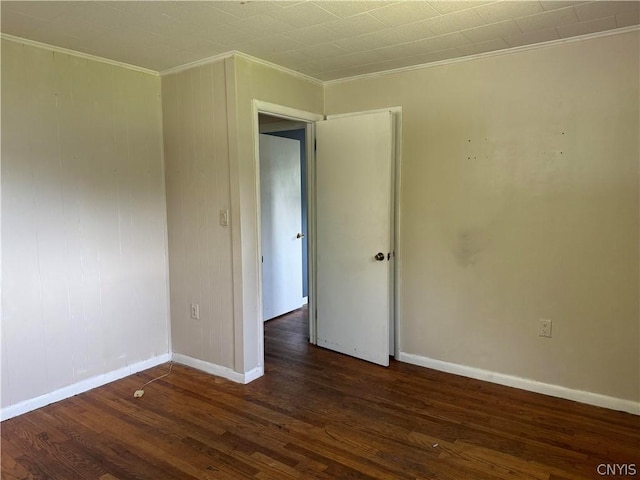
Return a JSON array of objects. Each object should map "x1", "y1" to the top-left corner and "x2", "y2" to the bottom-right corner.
[
  {"x1": 325, "y1": 31, "x2": 640, "y2": 403},
  {"x1": 3, "y1": 30, "x2": 636, "y2": 415},
  {"x1": 163, "y1": 56, "x2": 323, "y2": 377},
  {"x1": 1, "y1": 39, "x2": 169, "y2": 412},
  {"x1": 161, "y1": 59, "x2": 235, "y2": 370}
]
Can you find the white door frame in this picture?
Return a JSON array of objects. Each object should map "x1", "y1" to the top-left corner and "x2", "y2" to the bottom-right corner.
[
  {"x1": 252, "y1": 100, "x2": 323, "y2": 368},
  {"x1": 252, "y1": 100, "x2": 403, "y2": 367},
  {"x1": 324, "y1": 107, "x2": 403, "y2": 358}
]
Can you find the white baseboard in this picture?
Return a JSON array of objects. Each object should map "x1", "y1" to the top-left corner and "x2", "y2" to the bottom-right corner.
[
  {"x1": 398, "y1": 352, "x2": 640, "y2": 416},
  {"x1": 1, "y1": 352, "x2": 265, "y2": 421},
  {"x1": 302, "y1": 296, "x2": 308, "y2": 305},
  {"x1": 172, "y1": 353, "x2": 264, "y2": 384},
  {"x1": 244, "y1": 364, "x2": 265, "y2": 384},
  {"x1": 1, "y1": 353, "x2": 171, "y2": 421}
]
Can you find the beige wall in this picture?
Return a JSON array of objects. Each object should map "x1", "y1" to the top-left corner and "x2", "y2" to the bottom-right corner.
[
  {"x1": 1, "y1": 39, "x2": 169, "y2": 411},
  {"x1": 325, "y1": 31, "x2": 640, "y2": 402},
  {"x1": 4, "y1": 30, "x2": 636, "y2": 414},
  {"x1": 162, "y1": 56, "x2": 323, "y2": 375},
  {"x1": 161, "y1": 59, "x2": 236, "y2": 370}
]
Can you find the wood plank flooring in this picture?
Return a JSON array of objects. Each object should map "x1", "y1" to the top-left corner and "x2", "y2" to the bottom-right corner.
[{"x1": 2, "y1": 308, "x2": 638, "y2": 479}]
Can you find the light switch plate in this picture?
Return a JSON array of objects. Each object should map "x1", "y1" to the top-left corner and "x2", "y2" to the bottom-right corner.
[{"x1": 220, "y1": 209, "x2": 229, "y2": 226}]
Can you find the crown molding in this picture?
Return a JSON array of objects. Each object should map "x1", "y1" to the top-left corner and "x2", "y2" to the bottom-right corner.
[
  {"x1": 0, "y1": 33, "x2": 159, "y2": 76},
  {"x1": 158, "y1": 50, "x2": 235, "y2": 76},
  {"x1": 324, "y1": 25, "x2": 640, "y2": 86},
  {"x1": 233, "y1": 51, "x2": 324, "y2": 87},
  {"x1": 159, "y1": 51, "x2": 323, "y2": 88},
  {"x1": 3, "y1": 24, "x2": 638, "y2": 86}
]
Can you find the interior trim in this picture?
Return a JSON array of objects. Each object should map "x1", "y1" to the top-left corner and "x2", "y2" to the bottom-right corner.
[
  {"x1": 233, "y1": 51, "x2": 324, "y2": 87},
  {"x1": 4, "y1": 26, "x2": 638, "y2": 85},
  {"x1": 323, "y1": 25, "x2": 640, "y2": 86},
  {"x1": 1, "y1": 353, "x2": 171, "y2": 421},
  {"x1": 172, "y1": 353, "x2": 263, "y2": 384},
  {"x1": 0, "y1": 33, "x2": 159, "y2": 76},
  {"x1": 158, "y1": 51, "x2": 235, "y2": 76},
  {"x1": 399, "y1": 352, "x2": 640, "y2": 415}
]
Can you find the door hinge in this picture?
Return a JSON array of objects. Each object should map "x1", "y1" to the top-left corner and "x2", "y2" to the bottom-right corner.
[
  {"x1": 261, "y1": 256, "x2": 263, "y2": 263},
  {"x1": 314, "y1": 139, "x2": 317, "y2": 152}
]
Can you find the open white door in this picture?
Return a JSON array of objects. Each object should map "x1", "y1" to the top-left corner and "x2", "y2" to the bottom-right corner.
[
  {"x1": 315, "y1": 111, "x2": 394, "y2": 366},
  {"x1": 260, "y1": 134, "x2": 303, "y2": 321}
]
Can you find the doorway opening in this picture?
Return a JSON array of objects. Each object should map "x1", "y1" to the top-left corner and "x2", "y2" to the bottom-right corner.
[
  {"x1": 252, "y1": 101, "x2": 322, "y2": 376},
  {"x1": 252, "y1": 100, "x2": 402, "y2": 378},
  {"x1": 258, "y1": 114, "x2": 309, "y2": 329}
]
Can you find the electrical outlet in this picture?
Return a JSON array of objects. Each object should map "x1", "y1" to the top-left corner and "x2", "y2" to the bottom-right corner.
[
  {"x1": 539, "y1": 319, "x2": 552, "y2": 338},
  {"x1": 190, "y1": 303, "x2": 200, "y2": 320}
]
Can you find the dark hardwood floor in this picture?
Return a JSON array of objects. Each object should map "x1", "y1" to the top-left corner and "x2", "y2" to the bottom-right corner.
[{"x1": 2, "y1": 308, "x2": 638, "y2": 479}]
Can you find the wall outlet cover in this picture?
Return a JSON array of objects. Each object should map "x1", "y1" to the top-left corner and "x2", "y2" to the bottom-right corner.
[{"x1": 539, "y1": 319, "x2": 552, "y2": 338}]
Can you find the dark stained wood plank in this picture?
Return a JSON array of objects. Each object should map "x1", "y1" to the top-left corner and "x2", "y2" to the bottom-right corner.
[
  {"x1": 1, "y1": 417, "x2": 86, "y2": 480},
  {"x1": 2, "y1": 306, "x2": 639, "y2": 480},
  {"x1": 0, "y1": 453, "x2": 35, "y2": 480}
]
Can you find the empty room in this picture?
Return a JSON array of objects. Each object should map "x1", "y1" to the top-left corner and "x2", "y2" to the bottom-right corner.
[{"x1": 1, "y1": 1, "x2": 639, "y2": 478}]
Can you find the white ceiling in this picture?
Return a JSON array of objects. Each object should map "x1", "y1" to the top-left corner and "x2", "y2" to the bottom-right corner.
[{"x1": 1, "y1": 1, "x2": 638, "y2": 80}]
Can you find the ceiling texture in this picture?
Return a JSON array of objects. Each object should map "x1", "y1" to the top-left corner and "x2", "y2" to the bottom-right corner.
[{"x1": 1, "y1": 1, "x2": 638, "y2": 80}]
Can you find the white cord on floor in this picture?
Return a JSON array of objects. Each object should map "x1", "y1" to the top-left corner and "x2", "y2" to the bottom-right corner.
[{"x1": 133, "y1": 362, "x2": 173, "y2": 398}]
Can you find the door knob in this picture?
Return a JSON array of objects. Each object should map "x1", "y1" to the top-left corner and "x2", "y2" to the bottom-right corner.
[
  {"x1": 296, "y1": 233, "x2": 305, "y2": 239},
  {"x1": 374, "y1": 252, "x2": 385, "y2": 261}
]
